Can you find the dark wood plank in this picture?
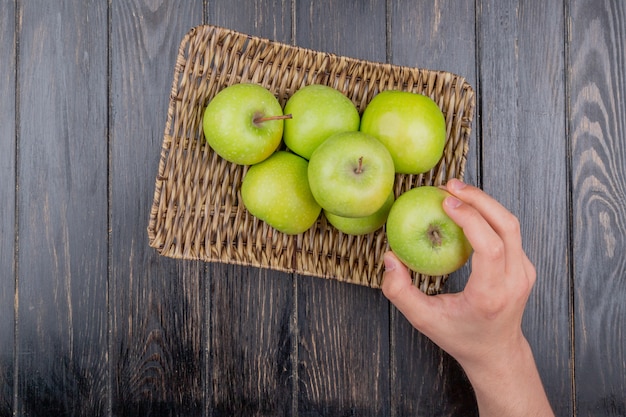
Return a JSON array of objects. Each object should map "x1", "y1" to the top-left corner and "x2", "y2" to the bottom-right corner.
[
  {"x1": 207, "y1": 0, "x2": 292, "y2": 41},
  {"x1": 207, "y1": 266, "x2": 294, "y2": 416},
  {"x1": 204, "y1": 3, "x2": 296, "y2": 415},
  {"x1": 15, "y1": 1, "x2": 108, "y2": 415},
  {"x1": 0, "y1": 1, "x2": 16, "y2": 415},
  {"x1": 387, "y1": 1, "x2": 479, "y2": 415},
  {"x1": 569, "y1": 0, "x2": 626, "y2": 415},
  {"x1": 296, "y1": 278, "x2": 391, "y2": 416},
  {"x1": 294, "y1": 0, "x2": 387, "y2": 59},
  {"x1": 109, "y1": 1, "x2": 205, "y2": 415},
  {"x1": 478, "y1": 0, "x2": 572, "y2": 415},
  {"x1": 293, "y1": 2, "x2": 391, "y2": 415}
]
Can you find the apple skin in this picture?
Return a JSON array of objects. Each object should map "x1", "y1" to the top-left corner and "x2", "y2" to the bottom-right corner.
[
  {"x1": 324, "y1": 191, "x2": 394, "y2": 236},
  {"x1": 307, "y1": 131, "x2": 395, "y2": 218},
  {"x1": 241, "y1": 151, "x2": 321, "y2": 235},
  {"x1": 283, "y1": 84, "x2": 360, "y2": 159},
  {"x1": 203, "y1": 83, "x2": 285, "y2": 165},
  {"x1": 386, "y1": 186, "x2": 472, "y2": 276},
  {"x1": 360, "y1": 90, "x2": 446, "y2": 174}
]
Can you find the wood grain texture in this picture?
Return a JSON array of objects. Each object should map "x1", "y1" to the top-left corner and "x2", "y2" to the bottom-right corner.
[
  {"x1": 206, "y1": 0, "x2": 292, "y2": 41},
  {"x1": 0, "y1": 1, "x2": 16, "y2": 415},
  {"x1": 295, "y1": 0, "x2": 387, "y2": 61},
  {"x1": 387, "y1": 1, "x2": 479, "y2": 414},
  {"x1": 292, "y1": 2, "x2": 390, "y2": 415},
  {"x1": 204, "y1": 3, "x2": 296, "y2": 415},
  {"x1": 296, "y1": 278, "x2": 390, "y2": 416},
  {"x1": 569, "y1": 0, "x2": 626, "y2": 415},
  {"x1": 478, "y1": 0, "x2": 572, "y2": 415},
  {"x1": 109, "y1": 1, "x2": 205, "y2": 415},
  {"x1": 207, "y1": 265, "x2": 294, "y2": 416},
  {"x1": 15, "y1": 1, "x2": 109, "y2": 415}
]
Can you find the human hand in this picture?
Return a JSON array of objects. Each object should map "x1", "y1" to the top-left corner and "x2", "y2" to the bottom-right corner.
[
  {"x1": 382, "y1": 178, "x2": 554, "y2": 416},
  {"x1": 382, "y1": 178, "x2": 534, "y2": 366}
]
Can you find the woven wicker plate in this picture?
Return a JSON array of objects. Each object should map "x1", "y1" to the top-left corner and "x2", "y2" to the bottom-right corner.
[{"x1": 147, "y1": 24, "x2": 475, "y2": 294}]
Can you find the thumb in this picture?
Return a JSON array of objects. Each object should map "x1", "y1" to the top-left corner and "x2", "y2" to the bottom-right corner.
[{"x1": 381, "y1": 251, "x2": 434, "y2": 331}]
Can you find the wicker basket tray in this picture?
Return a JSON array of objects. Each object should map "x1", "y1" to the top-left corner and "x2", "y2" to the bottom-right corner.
[{"x1": 147, "y1": 24, "x2": 475, "y2": 293}]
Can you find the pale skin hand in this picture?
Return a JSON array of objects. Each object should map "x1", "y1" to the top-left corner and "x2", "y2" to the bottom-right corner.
[{"x1": 382, "y1": 178, "x2": 555, "y2": 417}]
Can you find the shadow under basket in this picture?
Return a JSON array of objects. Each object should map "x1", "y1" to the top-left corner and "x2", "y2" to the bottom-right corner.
[{"x1": 147, "y1": 24, "x2": 476, "y2": 294}]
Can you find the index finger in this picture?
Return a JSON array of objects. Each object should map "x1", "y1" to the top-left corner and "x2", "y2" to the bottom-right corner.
[{"x1": 444, "y1": 179, "x2": 525, "y2": 276}]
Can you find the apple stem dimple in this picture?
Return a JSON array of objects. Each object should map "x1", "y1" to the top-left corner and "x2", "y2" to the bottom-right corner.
[
  {"x1": 354, "y1": 156, "x2": 364, "y2": 174},
  {"x1": 253, "y1": 113, "x2": 293, "y2": 125},
  {"x1": 427, "y1": 225, "x2": 443, "y2": 247}
]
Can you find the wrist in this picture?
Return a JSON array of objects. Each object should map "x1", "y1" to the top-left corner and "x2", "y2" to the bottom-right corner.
[
  {"x1": 458, "y1": 337, "x2": 555, "y2": 417},
  {"x1": 459, "y1": 334, "x2": 532, "y2": 383}
]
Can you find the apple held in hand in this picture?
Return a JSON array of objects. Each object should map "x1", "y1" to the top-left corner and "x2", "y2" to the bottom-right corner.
[
  {"x1": 360, "y1": 90, "x2": 446, "y2": 174},
  {"x1": 307, "y1": 131, "x2": 395, "y2": 218},
  {"x1": 283, "y1": 84, "x2": 360, "y2": 159},
  {"x1": 324, "y1": 191, "x2": 394, "y2": 236},
  {"x1": 386, "y1": 186, "x2": 472, "y2": 276},
  {"x1": 202, "y1": 83, "x2": 289, "y2": 165},
  {"x1": 241, "y1": 151, "x2": 321, "y2": 235}
]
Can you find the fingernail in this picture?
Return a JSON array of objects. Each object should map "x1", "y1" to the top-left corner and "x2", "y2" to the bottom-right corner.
[
  {"x1": 445, "y1": 195, "x2": 462, "y2": 209},
  {"x1": 448, "y1": 178, "x2": 466, "y2": 191},
  {"x1": 383, "y1": 252, "x2": 396, "y2": 271}
]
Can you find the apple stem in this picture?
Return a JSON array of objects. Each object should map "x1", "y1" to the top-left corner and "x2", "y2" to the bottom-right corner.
[
  {"x1": 253, "y1": 114, "x2": 293, "y2": 124},
  {"x1": 427, "y1": 225, "x2": 443, "y2": 247},
  {"x1": 354, "y1": 156, "x2": 364, "y2": 174}
]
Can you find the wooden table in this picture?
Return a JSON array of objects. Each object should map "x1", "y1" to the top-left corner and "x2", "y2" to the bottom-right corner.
[{"x1": 1, "y1": 1, "x2": 624, "y2": 416}]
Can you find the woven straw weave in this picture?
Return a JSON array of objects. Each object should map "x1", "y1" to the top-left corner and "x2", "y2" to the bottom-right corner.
[{"x1": 147, "y1": 25, "x2": 475, "y2": 293}]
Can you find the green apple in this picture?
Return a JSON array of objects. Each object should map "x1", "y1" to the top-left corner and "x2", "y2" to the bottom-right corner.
[
  {"x1": 307, "y1": 131, "x2": 395, "y2": 218},
  {"x1": 324, "y1": 191, "x2": 394, "y2": 235},
  {"x1": 202, "y1": 83, "x2": 290, "y2": 165},
  {"x1": 241, "y1": 151, "x2": 321, "y2": 235},
  {"x1": 360, "y1": 90, "x2": 446, "y2": 174},
  {"x1": 386, "y1": 186, "x2": 472, "y2": 276},
  {"x1": 283, "y1": 84, "x2": 360, "y2": 159}
]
